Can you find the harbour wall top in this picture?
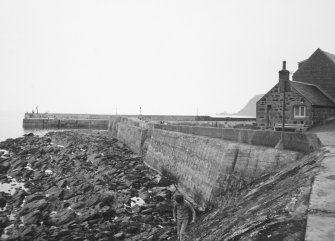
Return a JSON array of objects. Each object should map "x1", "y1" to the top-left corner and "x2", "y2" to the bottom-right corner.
[{"x1": 24, "y1": 113, "x2": 256, "y2": 122}]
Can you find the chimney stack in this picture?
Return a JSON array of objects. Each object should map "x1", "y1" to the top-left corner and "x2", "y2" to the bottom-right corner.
[{"x1": 279, "y1": 61, "x2": 290, "y2": 92}]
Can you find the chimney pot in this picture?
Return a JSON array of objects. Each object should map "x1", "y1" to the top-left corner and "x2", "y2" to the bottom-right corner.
[{"x1": 279, "y1": 61, "x2": 290, "y2": 92}]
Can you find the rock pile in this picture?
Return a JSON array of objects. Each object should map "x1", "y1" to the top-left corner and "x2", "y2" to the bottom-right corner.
[{"x1": 0, "y1": 131, "x2": 178, "y2": 241}]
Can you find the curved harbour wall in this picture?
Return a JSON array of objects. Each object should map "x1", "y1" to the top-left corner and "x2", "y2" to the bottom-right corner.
[
  {"x1": 21, "y1": 114, "x2": 330, "y2": 239},
  {"x1": 145, "y1": 129, "x2": 302, "y2": 208},
  {"x1": 108, "y1": 117, "x2": 322, "y2": 209},
  {"x1": 23, "y1": 118, "x2": 109, "y2": 130},
  {"x1": 22, "y1": 114, "x2": 322, "y2": 209}
]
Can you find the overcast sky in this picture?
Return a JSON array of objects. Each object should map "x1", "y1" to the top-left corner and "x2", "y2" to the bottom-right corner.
[{"x1": 1, "y1": 0, "x2": 335, "y2": 116}]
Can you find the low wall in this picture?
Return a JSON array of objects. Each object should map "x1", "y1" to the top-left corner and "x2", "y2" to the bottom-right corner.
[
  {"x1": 23, "y1": 118, "x2": 109, "y2": 130},
  {"x1": 144, "y1": 129, "x2": 302, "y2": 208},
  {"x1": 154, "y1": 124, "x2": 322, "y2": 153},
  {"x1": 164, "y1": 120, "x2": 255, "y2": 128}
]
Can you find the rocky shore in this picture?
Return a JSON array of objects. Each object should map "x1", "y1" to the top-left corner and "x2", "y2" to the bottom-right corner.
[{"x1": 0, "y1": 131, "x2": 178, "y2": 240}]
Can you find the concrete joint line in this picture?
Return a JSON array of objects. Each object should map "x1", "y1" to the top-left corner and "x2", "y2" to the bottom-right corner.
[{"x1": 308, "y1": 208, "x2": 335, "y2": 218}]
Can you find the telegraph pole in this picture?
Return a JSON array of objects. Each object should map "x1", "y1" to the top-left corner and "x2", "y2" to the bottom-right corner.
[
  {"x1": 276, "y1": 61, "x2": 290, "y2": 149},
  {"x1": 282, "y1": 80, "x2": 286, "y2": 134}
]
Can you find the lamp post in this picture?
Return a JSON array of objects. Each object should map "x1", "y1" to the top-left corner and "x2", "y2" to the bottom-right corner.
[{"x1": 139, "y1": 107, "x2": 142, "y2": 120}]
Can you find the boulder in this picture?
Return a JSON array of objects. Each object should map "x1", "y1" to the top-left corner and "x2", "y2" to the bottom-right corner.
[
  {"x1": 22, "y1": 210, "x2": 41, "y2": 225},
  {"x1": 20, "y1": 199, "x2": 47, "y2": 215},
  {"x1": 50, "y1": 209, "x2": 76, "y2": 226},
  {"x1": 25, "y1": 193, "x2": 44, "y2": 204},
  {"x1": 0, "y1": 196, "x2": 7, "y2": 209},
  {"x1": 0, "y1": 215, "x2": 9, "y2": 228},
  {"x1": 20, "y1": 225, "x2": 37, "y2": 240},
  {"x1": 23, "y1": 133, "x2": 34, "y2": 137},
  {"x1": 114, "y1": 232, "x2": 125, "y2": 239},
  {"x1": 100, "y1": 191, "x2": 116, "y2": 207},
  {"x1": 0, "y1": 161, "x2": 10, "y2": 172}
]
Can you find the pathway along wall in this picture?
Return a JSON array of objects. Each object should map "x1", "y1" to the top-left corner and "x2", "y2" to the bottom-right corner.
[{"x1": 109, "y1": 119, "x2": 322, "y2": 209}]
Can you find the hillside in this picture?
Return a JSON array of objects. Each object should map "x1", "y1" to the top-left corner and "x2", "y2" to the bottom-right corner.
[{"x1": 218, "y1": 94, "x2": 264, "y2": 117}]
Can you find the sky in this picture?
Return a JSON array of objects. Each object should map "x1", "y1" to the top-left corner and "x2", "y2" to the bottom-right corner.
[{"x1": 1, "y1": 0, "x2": 335, "y2": 116}]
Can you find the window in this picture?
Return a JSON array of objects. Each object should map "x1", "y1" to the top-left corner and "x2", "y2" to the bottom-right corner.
[{"x1": 294, "y1": 106, "x2": 306, "y2": 118}]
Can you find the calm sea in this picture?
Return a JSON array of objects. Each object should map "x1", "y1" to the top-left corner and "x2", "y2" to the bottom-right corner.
[
  {"x1": 0, "y1": 111, "x2": 52, "y2": 142},
  {"x1": 0, "y1": 112, "x2": 25, "y2": 142}
]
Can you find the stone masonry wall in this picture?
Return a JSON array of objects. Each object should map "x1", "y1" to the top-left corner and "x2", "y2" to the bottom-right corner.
[{"x1": 256, "y1": 83, "x2": 313, "y2": 127}]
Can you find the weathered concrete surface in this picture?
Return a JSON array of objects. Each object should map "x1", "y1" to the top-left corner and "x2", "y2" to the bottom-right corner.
[
  {"x1": 116, "y1": 123, "x2": 148, "y2": 154},
  {"x1": 184, "y1": 149, "x2": 326, "y2": 241},
  {"x1": 309, "y1": 119, "x2": 335, "y2": 146},
  {"x1": 25, "y1": 113, "x2": 198, "y2": 121},
  {"x1": 145, "y1": 129, "x2": 302, "y2": 208},
  {"x1": 23, "y1": 118, "x2": 109, "y2": 130},
  {"x1": 306, "y1": 122, "x2": 335, "y2": 241},
  {"x1": 107, "y1": 119, "x2": 322, "y2": 211},
  {"x1": 154, "y1": 124, "x2": 322, "y2": 153},
  {"x1": 305, "y1": 215, "x2": 335, "y2": 241},
  {"x1": 308, "y1": 148, "x2": 335, "y2": 212}
]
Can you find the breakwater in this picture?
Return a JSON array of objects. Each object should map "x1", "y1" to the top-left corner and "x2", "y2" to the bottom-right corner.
[
  {"x1": 23, "y1": 113, "x2": 256, "y2": 130},
  {"x1": 23, "y1": 118, "x2": 109, "y2": 130},
  {"x1": 22, "y1": 113, "x2": 322, "y2": 209},
  {"x1": 108, "y1": 116, "x2": 322, "y2": 209}
]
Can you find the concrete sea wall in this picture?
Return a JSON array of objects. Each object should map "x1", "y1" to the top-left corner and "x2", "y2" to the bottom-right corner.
[
  {"x1": 144, "y1": 129, "x2": 301, "y2": 208},
  {"x1": 23, "y1": 118, "x2": 109, "y2": 130},
  {"x1": 153, "y1": 124, "x2": 321, "y2": 153},
  {"x1": 24, "y1": 113, "x2": 198, "y2": 122},
  {"x1": 25, "y1": 113, "x2": 113, "y2": 120},
  {"x1": 116, "y1": 124, "x2": 148, "y2": 154},
  {"x1": 109, "y1": 118, "x2": 322, "y2": 208}
]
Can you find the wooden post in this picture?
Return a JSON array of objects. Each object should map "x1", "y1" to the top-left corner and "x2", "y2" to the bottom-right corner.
[
  {"x1": 275, "y1": 61, "x2": 289, "y2": 149},
  {"x1": 282, "y1": 80, "x2": 286, "y2": 134}
]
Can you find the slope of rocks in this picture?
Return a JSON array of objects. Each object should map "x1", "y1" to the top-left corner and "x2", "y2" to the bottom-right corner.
[{"x1": 0, "y1": 131, "x2": 177, "y2": 241}]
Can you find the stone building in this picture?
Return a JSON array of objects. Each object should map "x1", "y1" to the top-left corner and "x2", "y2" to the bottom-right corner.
[{"x1": 256, "y1": 48, "x2": 335, "y2": 130}]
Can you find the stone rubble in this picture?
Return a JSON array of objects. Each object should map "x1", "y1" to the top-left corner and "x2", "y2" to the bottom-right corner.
[{"x1": 0, "y1": 131, "x2": 179, "y2": 241}]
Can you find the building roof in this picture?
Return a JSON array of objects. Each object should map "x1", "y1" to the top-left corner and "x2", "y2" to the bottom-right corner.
[
  {"x1": 292, "y1": 48, "x2": 335, "y2": 102},
  {"x1": 291, "y1": 81, "x2": 335, "y2": 107}
]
